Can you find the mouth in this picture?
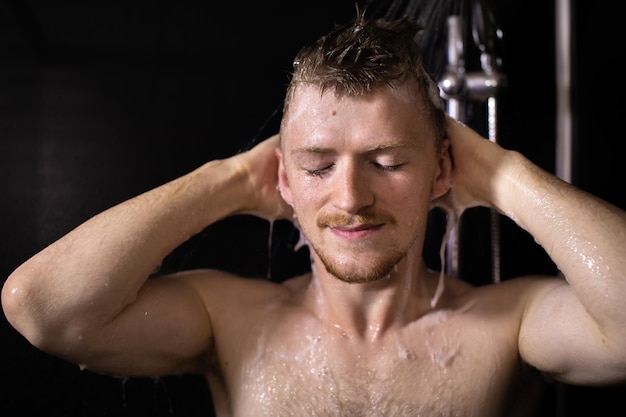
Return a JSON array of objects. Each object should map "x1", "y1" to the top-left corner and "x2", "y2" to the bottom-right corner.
[{"x1": 329, "y1": 223, "x2": 384, "y2": 240}]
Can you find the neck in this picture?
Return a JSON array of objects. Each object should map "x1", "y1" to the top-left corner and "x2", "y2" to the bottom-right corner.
[{"x1": 303, "y1": 247, "x2": 438, "y2": 341}]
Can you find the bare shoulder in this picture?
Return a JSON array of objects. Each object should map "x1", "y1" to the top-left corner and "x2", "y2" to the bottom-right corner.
[
  {"x1": 169, "y1": 268, "x2": 302, "y2": 306},
  {"x1": 443, "y1": 273, "x2": 566, "y2": 314}
]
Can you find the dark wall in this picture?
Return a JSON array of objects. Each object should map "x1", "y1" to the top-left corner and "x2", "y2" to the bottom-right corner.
[{"x1": 1, "y1": 1, "x2": 624, "y2": 416}]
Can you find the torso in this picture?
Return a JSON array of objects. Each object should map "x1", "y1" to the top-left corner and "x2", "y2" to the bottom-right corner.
[{"x1": 202, "y1": 272, "x2": 551, "y2": 417}]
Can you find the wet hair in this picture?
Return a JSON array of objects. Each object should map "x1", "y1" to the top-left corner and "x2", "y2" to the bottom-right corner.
[{"x1": 282, "y1": 8, "x2": 446, "y2": 150}]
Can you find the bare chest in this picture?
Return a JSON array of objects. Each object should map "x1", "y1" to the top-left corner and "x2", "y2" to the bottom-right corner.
[
  {"x1": 237, "y1": 344, "x2": 489, "y2": 416},
  {"x1": 221, "y1": 311, "x2": 521, "y2": 416}
]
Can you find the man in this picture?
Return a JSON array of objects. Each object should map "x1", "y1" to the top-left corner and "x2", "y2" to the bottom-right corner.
[{"x1": 3, "y1": 12, "x2": 626, "y2": 417}]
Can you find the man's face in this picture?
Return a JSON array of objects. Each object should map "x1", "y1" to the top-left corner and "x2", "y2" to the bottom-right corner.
[{"x1": 277, "y1": 84, "x2": 448, "y2": 284}]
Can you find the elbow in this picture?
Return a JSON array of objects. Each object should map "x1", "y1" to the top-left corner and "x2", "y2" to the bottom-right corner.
[
  {"x1": 3, "y1": 264, "x2": 117, "y2": 367},
  {"x1": 2, "y1": 266, "x2": 61, "y2": 352},
  {"x1": 3, "y1": 268, "x2": 40, "y2": 345}
]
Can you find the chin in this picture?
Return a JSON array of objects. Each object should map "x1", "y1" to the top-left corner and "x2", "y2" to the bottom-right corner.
[{"x1": 321, "y1": 253, "x2": 406, "y2": 284}]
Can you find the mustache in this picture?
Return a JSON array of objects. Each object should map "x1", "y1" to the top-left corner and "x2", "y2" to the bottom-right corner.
[{"x1": 317, "y1": 212, "x2": 396, "y2": 228}]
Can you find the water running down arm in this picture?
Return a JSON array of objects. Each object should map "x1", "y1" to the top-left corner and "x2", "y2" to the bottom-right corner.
[
  {"x1": 438, "y1": 118, "x2": 626, "y2": 384},
  {"x1": 1, "y1": 134, "x2": 288, "y2": 377}
]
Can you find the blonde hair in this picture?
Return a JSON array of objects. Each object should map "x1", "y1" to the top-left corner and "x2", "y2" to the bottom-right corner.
[{"x1": 282, "y1": 10, "x2": 446, "y2": 149}]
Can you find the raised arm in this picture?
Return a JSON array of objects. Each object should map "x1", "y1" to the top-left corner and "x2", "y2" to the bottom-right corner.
[
  {"x1": 438, "y1": 117, "x2": 626, "y2": 385},
  {"x1": 1, "y1": 134, "x2": 288, "y2": 377}
]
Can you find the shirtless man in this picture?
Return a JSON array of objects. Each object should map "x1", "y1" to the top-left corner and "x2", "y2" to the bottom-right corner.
[{"x1": 3, "y1": 13, "x2": 626, "y2": 417}]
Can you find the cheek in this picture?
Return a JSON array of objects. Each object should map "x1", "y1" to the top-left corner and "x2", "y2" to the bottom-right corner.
[
  {"x1": 278, "y1": 167, "x2": 314, "y2": 210},
  {"x1": 385, "y1": 173, "x2": 429, "y2": 200},
  {"x1": 388, "y1": 178, "x2": 433, "y2": 218},
  {"x1": 288, "y1": 178, "x2": 317, "y2": 209},
  {"x1": 285, "y1": 176, "x2": 326, "y2": 222}
]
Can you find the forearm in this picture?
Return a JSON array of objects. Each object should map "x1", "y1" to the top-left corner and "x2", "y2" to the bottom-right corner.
[
  {"x1": 495, "y1": 152, "x2": 626, "y2": 331},
  {"x1": 2, "y1": 156, "x2": 249, "y2": 341}
]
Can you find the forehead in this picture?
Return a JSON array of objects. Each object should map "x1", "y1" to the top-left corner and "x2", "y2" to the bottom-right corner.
[
  {"x1": 281, "y1": 84, "x2": 433, "y2": 149},
  {"x1": 286, "y1": 82, "x2": 422, "y2": 116}
]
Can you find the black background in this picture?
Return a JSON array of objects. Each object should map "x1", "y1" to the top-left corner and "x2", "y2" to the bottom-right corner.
[{"x1": 1, "y1": 1, "x2": 624, "y2": 416}]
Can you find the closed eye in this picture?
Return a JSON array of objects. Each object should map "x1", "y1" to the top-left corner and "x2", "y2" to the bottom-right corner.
[
  {"x1": 373, "y1": 162, "x2": 404, "y2": 171},
  {"x1": 307, "y1": 164, "x2": 334, "y2": 177}
]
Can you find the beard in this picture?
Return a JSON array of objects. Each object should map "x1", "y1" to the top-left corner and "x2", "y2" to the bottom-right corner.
[
  {"x1": 314, "y1": 243, "x2": 408, "y2": 284},
  {"x1": 307, "y1": 211, "x2": 411, "y2": 284}
]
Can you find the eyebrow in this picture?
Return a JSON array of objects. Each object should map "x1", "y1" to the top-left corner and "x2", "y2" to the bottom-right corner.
[
  {"x1": 291, "y1": 142, "x2": 415, "y2": 156},
  {"x1": 291, "y1": 147, "x2": 335, "y2": 157}
]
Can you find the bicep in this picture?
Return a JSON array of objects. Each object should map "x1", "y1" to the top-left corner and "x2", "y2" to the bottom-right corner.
[
  {"x1": 83, "y1": 271, "x2": 215, "y2": 377},
  {"x1": 519, "y1": 279, "x2": 624, "y2": 385}
]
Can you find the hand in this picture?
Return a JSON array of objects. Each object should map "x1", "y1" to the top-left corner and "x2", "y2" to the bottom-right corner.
[
  {"x1": 236, "y1": 134, "x2": 294, "y2": 221},
  {"x1": 431, "y1": 117, "x2": 510, "y2": 217}
]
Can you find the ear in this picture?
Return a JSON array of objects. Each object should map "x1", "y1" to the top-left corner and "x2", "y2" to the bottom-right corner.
[
  {"x1": 276, "y1": 147, "x2": 294, "y2": 206},
  {"x1": 431, "y1": 138, "x2": 452, "y2": 199}
]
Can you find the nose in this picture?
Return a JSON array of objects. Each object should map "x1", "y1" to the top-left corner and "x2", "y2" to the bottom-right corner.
[{"x1": 331, "y1": 160, "x2": 375, "y2": 213}]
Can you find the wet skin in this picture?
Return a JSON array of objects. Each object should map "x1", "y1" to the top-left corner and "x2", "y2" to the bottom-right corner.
[
  {"x1": 194, "y1": 85, "x2": 553, "y2": 416},
  {"x1": 5, "y1": 81, "x2": 626, "y2": 417}
]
